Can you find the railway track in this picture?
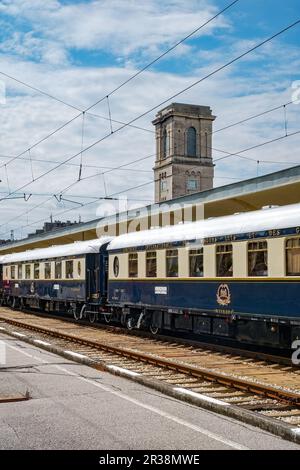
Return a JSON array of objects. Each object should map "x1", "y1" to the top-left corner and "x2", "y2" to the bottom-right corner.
[
  {"x1": 2, "y1": 306, "x2": 293, "y2": 365},
  {"x1": 0, "y1": 307, "x2": 300, "y2": 440}
]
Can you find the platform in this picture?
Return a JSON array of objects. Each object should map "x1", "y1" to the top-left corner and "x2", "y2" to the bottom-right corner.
[{"x1": 0, "y1": 332, "x2": 299, "y2": 450}]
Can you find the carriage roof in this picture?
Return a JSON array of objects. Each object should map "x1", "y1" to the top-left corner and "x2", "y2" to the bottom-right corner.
[
  {"x1": 108, "y1": 203, "x2": 300, "y2": 251},
  {"x1": 0, "y1": 237, "x2": 113, "y2": 264}
]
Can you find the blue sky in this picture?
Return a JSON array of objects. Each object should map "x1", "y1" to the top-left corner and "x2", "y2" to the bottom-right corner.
[
  {"x1": 0, "y1": 0, "x2": 299, "y2": 238},
  {"x1": 1, "y1": 0, "x2": 299, "y2": 72}
]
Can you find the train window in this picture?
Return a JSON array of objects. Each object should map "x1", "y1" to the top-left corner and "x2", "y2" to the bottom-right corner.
[
  {"x1": 166, "y1": 249, "x2": 178, "y2": 277},
  {"x1": 34, "y1": 263, "x2": 40, "y2": 280},
  {"x1": 189, "y1": 249, "x2": 203, "y2": 277},
  {"x1": 77, "y1": 261, "x2": 82, "y2": 277},
  {"x1": 248, "y1": 241, "x2": 268, "y2": 276},
  {"x1": 25, "y1": 264, "x2": 31, "y2": 279},
  {"x1": 55, "y1": 261, "x2": 62, "y2": 279},
  {"x1": 66, "y1": 260, "x2": 74, "y2": 279},
  {"x1": 286, "y1": 238, "x2": 300, "y2": 276},
  {"x1": 18, "y1": 264, "x2": 22, "y2": 279},
  {"x1": 129, "y1": 253, "x2": 138, "y2": 278},
  {"x1": 146, "y1": 251, "x2": 157, "y2": 277},
  {"x1": 216, "y1": 244, "x2": 233, "y2": 277},
  {"x1": 113, "y1": 256, "x2": 119, "y2": 277},
  {"x1": 45, "y1": 262, "x2": 51, "y2": 280},
  {"x1": 11, "y1": 265, "x2": 16, "y2": 280}
]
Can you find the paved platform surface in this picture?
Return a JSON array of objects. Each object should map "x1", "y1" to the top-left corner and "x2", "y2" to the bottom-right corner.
[{"x1": 0, "y1": 332, "x2": 299, "y2": 450}]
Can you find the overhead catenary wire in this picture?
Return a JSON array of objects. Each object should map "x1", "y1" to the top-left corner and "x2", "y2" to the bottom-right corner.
[
  {"x1": 2, "y1": 92, "x2": 300, "y2": 237},
  {"x1": 0, "y1": 152, "x2": 153, "y2": 172},
  {"x1": 0, "y1": 0, "x2": 240, "y2": 172},
  {"x1": 214, "y1": 128, "x2": 300, "y2": 163},
  {"x1": 0, "y1": 93, "x2": 297, "y2": 206},
  {"x1": 0, "y1": 151, "x2": 158, "y2": 231},
  {"x1": 83, "y1": 0, "x2": 242, "y2": 113},
  {"x1": 1, "y1": 16, "x2": 300, "y2": 237},
  {"x1": 59, "y1": 120, "x2": 300, "y2": 195},
  {"x1": 0, "y1": 70, "x2": 82, "y2": 112},
  {"x1": 1, "y1": 96, "x2": 298, "y2": 173},
  {"x1": 2, "y1": 116, "x2": 300, "y2": 236},
  {"x1": 2, "y1": 126, "x2": 300, "y2": 239},
  {"x1": 1, "y1": 18, "x2": 299, "y2": 206},
  {"x1": 213, "y1": 99, "x2": 296, "y2": 135}
]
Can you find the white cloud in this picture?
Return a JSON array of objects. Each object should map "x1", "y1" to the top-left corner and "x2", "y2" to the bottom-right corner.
[
  {"x1": 0, "y1": 0, "x2": 230, "y2": 61},
  {"x1": 0, "y1": 31, "x2": 69, "y2": 65},
  {"x1": 0, "y1": 45, "x2": 299, "y2": 240}
]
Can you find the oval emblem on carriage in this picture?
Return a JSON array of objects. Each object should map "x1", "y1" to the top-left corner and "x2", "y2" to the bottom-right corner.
[
  {"x1": 216, "y1": 284, "x2": 231, "y2": 306},
  {"x1": 30, "y1": 282, "x2": 35, "y2": 294}
]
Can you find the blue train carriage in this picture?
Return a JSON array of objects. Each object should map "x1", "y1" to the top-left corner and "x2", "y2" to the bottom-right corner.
[
  {"x1": 107, "y1": 203, "x2": 300, "y2": 349},
  {"x1": 0, "y1": 256, "x2": 4, "y2": 303},
  {"x1": 0, "y1": 237, "x2": 112, "y2": 322}
]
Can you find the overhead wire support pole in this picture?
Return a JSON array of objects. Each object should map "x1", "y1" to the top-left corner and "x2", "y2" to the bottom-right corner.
[
  {"x1": 0, "y1": 193, "x2": 32, "y2": 202},
  {"x1": 106, "y1": 96, "x2": 113, "y2": 134},
  {"x1": 53, "y1": 194, "x2": 62, "y2": 203},
  {"x1": 4, "y1": 164, "x2": 10, "y2": 194},
  {"x1": 283, "y1": 104, "x2": 288, "y2": 137},
  {"x1": 28, "y1": 149, "x2": 34, "y2": 182},
  {"x1": 78, "y1": 111, "x2": 86, "y2": 181},
  {"x1": 54, "y1": 194, "x2": 84, "y2": 206}
]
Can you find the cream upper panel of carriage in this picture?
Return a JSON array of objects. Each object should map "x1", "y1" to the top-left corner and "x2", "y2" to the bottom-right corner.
[
  {"x1": 108, "y1": 232, "x2": 300, "y2": 280},
  {"x1": 108, "y1": 203, "x2": 300, "y2": 252},
  {"x1": 3, "y1": 257, "x2": 86, "y2": 281},
  {"x1": 1, "y1": 237, "x2": 112, "y2": 282}
]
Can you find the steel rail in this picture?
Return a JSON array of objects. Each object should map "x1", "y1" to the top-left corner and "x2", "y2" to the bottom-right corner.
[
  {"x1": 2, "y1": 306, "x2": 292, "y2": 365},
  {"x1": 1, "y1": 314, "x2": 299, "y2": 405}
]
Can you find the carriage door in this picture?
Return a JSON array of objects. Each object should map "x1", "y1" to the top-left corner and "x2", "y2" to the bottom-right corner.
[
  {"x1": 86, "y1": 253, "x2": 100, "y2": 303},
  {"x1": 99, "y1": 243, "x2": 109, "y2": 301}
]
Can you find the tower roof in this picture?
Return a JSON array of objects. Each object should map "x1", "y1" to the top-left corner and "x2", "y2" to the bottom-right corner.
[{"x1": 152, "y1": 102, "x2": 215, "y2": 125}]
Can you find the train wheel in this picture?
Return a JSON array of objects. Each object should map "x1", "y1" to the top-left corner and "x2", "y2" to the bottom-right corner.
[
  {"x1": 89, "y1": 311, "x2": 96, "y2": 324},
  {"x1": 104, "y1": 313, "x2": 111, "y2": 324},
  {"x1": 126, "y1": 317, "x2": 135, "y2": 330},
  {"x1": 150, "y1": 325, "x2": 159, "y2": 335},
  {"x1": 73, "y1": 304, "x2": 84, "y2": 321}
]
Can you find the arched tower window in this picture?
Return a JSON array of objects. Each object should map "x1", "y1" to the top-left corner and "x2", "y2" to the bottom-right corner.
[
  {"x1": 162, "y1": 128, "x2": 170, "y2": 158},
  {"x1": 186, "y1": 127, "x2": 197, "y2": 157}
]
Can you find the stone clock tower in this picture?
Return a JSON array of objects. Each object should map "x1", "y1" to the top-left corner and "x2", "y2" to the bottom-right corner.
[{"x1": 153, "y1": 103, "x2": 215, "y2": 203}]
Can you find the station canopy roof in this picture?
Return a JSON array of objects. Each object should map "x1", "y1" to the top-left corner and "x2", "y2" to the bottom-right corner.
[{"x1": 1, "y1": 165, "x2": 300, "y2": 255}]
